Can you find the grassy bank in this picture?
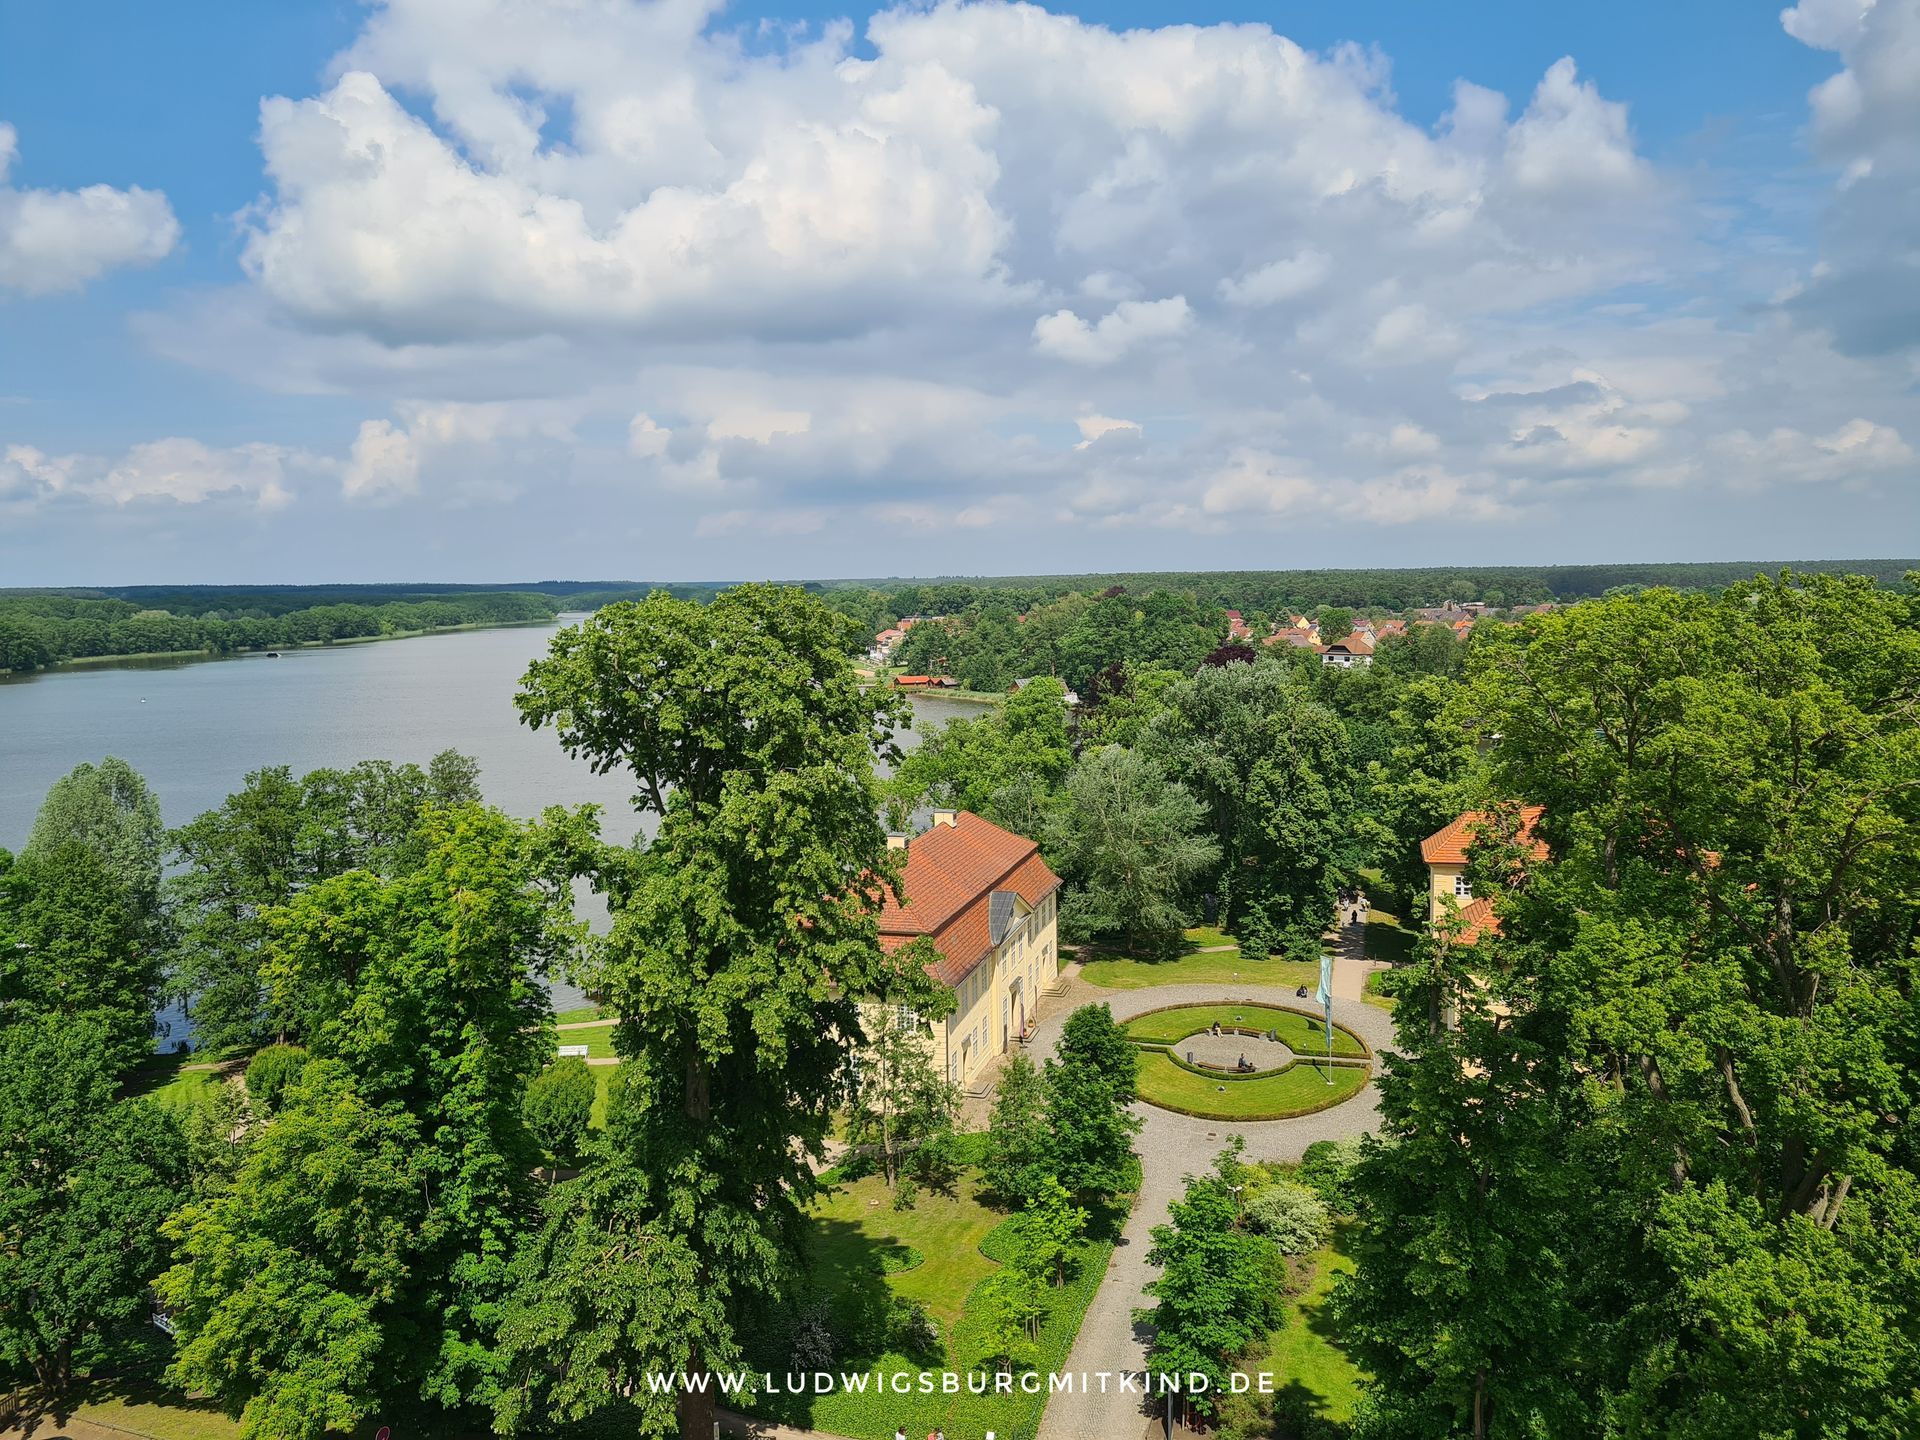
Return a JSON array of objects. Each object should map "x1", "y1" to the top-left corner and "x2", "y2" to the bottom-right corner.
[{"x1": 7, "y1": 618, "x2": 558, "y2": 679}]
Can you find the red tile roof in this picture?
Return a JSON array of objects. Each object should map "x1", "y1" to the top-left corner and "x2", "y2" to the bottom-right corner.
[
  {"x1": 1452, "y1": 895, "x2": 1500, "y2": 942},
  {"x1": 878, "y1": 812, "x2": 1062, "y2": 987},
  {"x1": 1420, "y1": 805, "x2": 1547, "y2": 866}
]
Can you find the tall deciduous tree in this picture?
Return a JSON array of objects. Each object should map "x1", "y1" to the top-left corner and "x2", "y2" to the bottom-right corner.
[
  {"x1": 885, "y1": 676, "x2": 1072, "y2": 838},
  {"x1": 1139, "y1": 1143, "x2": 1286, "y2": 1427},
  {"x1": 1045, "y1": 1003, "x2": 1142, "y2": 1203},
  {"x1": 1341, "y1": 575, "x2": 1920, "y2": 1438},
  {"x1": 24, "y1": 757, "x2": 165, "y2": 938},
  {"x1": 168, "y1": 753, "x2": 485, "y2": 1051},
  {"x1": 499, "y1": 586, "x2": 931, "y2": 1440},
  {"x1": 1046, "y1": 745, "x2": 1219, "y2": 958},
  {"x1": 163, "y1": 805, "x2": 572, "y2": 1437},
  {"x1": 0, "y1": 1016, "x2": 186, "y2": 1393},
  {"x1": 982, "y1": 1054, "x2": 1052, "y2": 1208},
  {"x1": 1143, "y1": 659, "x2": 1358, "y2": 957},
  {"x1": 0, "y1": 842, "x2": 156, "y2": 1072}
]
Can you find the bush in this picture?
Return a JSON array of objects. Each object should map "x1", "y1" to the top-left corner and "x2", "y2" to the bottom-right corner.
[
  {"x1": 1297, "y1": 1136, "x2": 1366, "y2": 1214},
  {"x1": 524, "y1": 1057, "x2": 596, "y2": 1167},
  {"x1": 789, "y1": 1298, "x2": 836, "y2": 1372},
  {"x1": 243, "y1": 1044, "x2": 308, "y2": 1114},
  {"x1": 891, "y1": 1175, "x2": 921, "y2": 1212},
  {"x1": 1244, "y1": 1182, "x2": 1328, "y2": 1255}
]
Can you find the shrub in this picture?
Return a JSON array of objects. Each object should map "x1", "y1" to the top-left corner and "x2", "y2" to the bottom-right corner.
[
  {"x1": 891, "y1": 1174, "x2": 921, "y2": 1212},
  {"x1": 524, "y1": 1057, "x2": 596, "y2": 1168},
  {"x1": 789, "y1": 1298, "x2": 836, "y2": 1372},
  {"x1": 1297, "y1": 1135, "x2": 1366, "y2": 1213},
  {"x1": 1244, "y1": 1182, "x2": 1328, "y2": 1255},
  {"x1": 242, "y1": 1044, "x2": 308, "y2": 1114}
]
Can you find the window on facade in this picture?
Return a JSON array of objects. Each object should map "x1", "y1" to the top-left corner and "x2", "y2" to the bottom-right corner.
[
  {"x1": 1454, "y1": 875, "x2": 1473, "y2": 898},
  {"x1": 894, "y1": 1004, "x2": 919, "y2": 1031}
]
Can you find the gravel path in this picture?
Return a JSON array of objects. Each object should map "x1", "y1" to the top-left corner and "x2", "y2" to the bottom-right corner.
[{"x1": 1034, "y1": 967, "x2": 1395, "y2": 1440}]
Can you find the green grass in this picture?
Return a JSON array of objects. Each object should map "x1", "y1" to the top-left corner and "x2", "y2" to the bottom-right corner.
[
  {"x1": 1183, "y1": 923, "x2": 1238, "y2": 949},
  {"x1": 1364, "y1": 913, "x2": 1417, "y2": 965},
  {"x1": 557, "y1": 1019, "x2": 619, "y2": 1059},
  {"x1": 1249, "y1": 1229, "x2": 1366, "y2": 1425},
  {"x1": 554, "y1": 1003, "x2": 608, "y2": 1025},
  {"x1": 748, "y1": 1167, "x2": 1116, "y2": 1440},
  {"x1": 806, "y1": 1170, "x2": 1004, "y2": 1328},
  {"x1": 1081, "y1": 948, "x2": 1317, "y2": 990},
  {"x1": 1124, "y1": 1003, "x2": 1367, "y2": 1057},
  {"x1": 1134, "y1": 1051, "x2": 1368, "y2": 1119}
]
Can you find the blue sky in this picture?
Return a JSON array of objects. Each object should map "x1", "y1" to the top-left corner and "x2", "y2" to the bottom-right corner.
[{"x1": 1, "y1": 0, "x2": 1913, "y2": 584}]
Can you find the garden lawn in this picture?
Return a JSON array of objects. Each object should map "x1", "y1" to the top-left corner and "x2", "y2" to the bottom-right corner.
[
  {"x1": 1124, "y1": 1003, "x2": 1366, "y2": 1057},
  {"x1": 1250, "y1": 1230, "x2": 1366, "y2": 1425},
  {"x1": 750, "y1": 1168, "x2": 1114, "y2": 1440},
  {"x1": 554, "y1": 1003, "x2": 608, "y2": 1024},
  {"x1": 1135, "y1": 1051, "x2": 1368, "y2": 1119},
  {"x1": 1081, "y1": 949, "x2": 1317, "y2": 991},
  {"x1": 559, "y1": 1019, "x2": 619, "y2": 1059},
  {"x1": 1364, "y1": 913, "x2": 1417, "y2": 966}
]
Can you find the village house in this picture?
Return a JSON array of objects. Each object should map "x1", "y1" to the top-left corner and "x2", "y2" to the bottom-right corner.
[
  {"x1": 1419, "y1": 805, "x2": 1547, "y2": 940},
  {"x1": 1316, "y1": 633, "x2": 1375, "y2": 667},
  {"x1": 877, "y1": 810, "x2": 1062, "y2": 1091},
  {"x1": 1224, "y1": 609, "x2": 1252, "y2": 640}
]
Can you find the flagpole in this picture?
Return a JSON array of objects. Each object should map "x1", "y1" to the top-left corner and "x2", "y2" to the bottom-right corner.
[{"x1": 1314, "y1": 951, "x2": 1335, "y2": 1084}]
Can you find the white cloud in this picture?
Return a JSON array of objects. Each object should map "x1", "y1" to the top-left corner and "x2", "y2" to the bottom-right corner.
[
  {"x1": 1218, "y1": 250, "x2": 1330, "y2": 308},
  {"x1": 1714, "y1": 416, "x2": 1912, "y2": 484},
  {"x1": 343, "y1": 420, "x2": 420, "y2": 502},
  {"x1": 2, "y1": 438, "x2": 315, "y2": 510},
  {"x1": 1074, "y1": 413, "x2": 1143, "y2": 449},
  {"x1": 0, "y1": 123, "x2": 179, "y2": 295},
  {"x1": 1033, "y1": 296, "x2": 1192, "y2": 365}
]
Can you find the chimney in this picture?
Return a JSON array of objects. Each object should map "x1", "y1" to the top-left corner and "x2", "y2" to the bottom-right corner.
[
  {"x1": 930, "y1": 809, "x2": 959, "y2": 829},
  {"x1": 886, "y1": 832, "x2": 909, "y2": 850}
]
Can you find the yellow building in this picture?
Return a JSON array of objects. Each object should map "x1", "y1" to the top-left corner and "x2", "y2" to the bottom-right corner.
[
  {"x1": 1419, "y1": 805, "x2": 1545, "y2": 939},
  {"x1": 877, "y1": 809, "x2": 1063, "y2": 1091}
]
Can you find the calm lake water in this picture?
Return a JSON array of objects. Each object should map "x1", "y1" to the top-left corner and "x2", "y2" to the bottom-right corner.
[
  {"x1": 0, "y1": 620, "x2": 983, "y2": 1043},
  {"x1": 0, "y1": 620, "x2": 978, "y2": 851}
]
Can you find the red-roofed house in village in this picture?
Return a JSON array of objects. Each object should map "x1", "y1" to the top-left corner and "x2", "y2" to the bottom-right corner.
[
  {"x1": 1419, "y1": 805, "x2": 1547, "y2": 940},
  {"x1": 878, "y1": 810, "x2": 1062, "y2": 1090}
]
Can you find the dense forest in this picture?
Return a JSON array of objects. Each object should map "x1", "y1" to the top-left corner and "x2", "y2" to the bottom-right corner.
[{"x1": 0, "y1": 590, "x2": 563, "y2": 672}]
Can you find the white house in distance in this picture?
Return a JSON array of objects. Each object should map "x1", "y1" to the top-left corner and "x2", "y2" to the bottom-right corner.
[
  {"x1": 1316, "y1": 633, "x2": 1375, "y2": 667},
  {"x1": 876, "y1": 810, "x2": 1062, "y2": 1091}
]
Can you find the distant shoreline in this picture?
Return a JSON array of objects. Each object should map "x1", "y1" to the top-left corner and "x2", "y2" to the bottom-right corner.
[{"x1": 0, "y1": 617, "x2": 561, "y2": 682}]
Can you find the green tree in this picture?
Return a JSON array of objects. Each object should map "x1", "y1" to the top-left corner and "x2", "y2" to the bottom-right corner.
[
  {"x1": 886, "y1": 677, "x2": 1072, "y2": 838},
  {"x1": 1342, "y1": 575, "x2": 1920, "y2": 1438},
  {"x1": 169, "y1": 753, "x2": 486, "y2": 1051},
  {"x1": 1045, "y1": 1004, "x2": 1142, "y2": 1203},
  {"x1": 1046, "y1": 745, "x2": 1219, "y2": 957},
  {"x1": 847, "y1": 997, "x2": 958, "y2": 1189},
  {"x1": 1362, "y1": 674, "x2": 1478, "y2": 910},
  {"x1": 1144, "y1": 658, "x2": 1359, "y2": 957},
  {"x1": 24, "y1": 757, "x2": 165, "y2": 938},
  {"x1": 1139, "y1": 1144, "x2": 1287, "y2": 1426},
  {"x1": 164, "y1": 805, "x2": 572, "y2": 1435},
  {"x1": 523, "y1": 1057, "x2": 596, "y2": 1173},
  {"x1": 1004, "y1": 1175, "x2": 1087, "y2": 1286},
  {"x1": 1, "y1": 842, "x2": 156, "y2": 1072},
  {"x1": 982, "y1": 1054, "x2": 1052, "y2": 1207},
  {"x1": 1317, "y1": 606, "x2": 1353, "y2": 642},
  {"x1": 974, "y1": 1269, "x2": 1045, "y2": 1376},
  {"x1": 499, "y1": 586, "x2": 931, "y2": 1440},
  {"x1": 243, "y1": 1043, "x2": 308, "y2": 1115},
  {"x1": 0, "y1": 1016, "x2": 186, "y2": 1392}
]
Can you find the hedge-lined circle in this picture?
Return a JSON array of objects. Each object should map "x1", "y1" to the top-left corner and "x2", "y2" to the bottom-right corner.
[{"x1": 1123, "y1": 1001, "x2": 1372, "y2": 1121}]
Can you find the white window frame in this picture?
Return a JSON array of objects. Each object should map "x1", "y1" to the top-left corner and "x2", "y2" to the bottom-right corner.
[{"x1": 1454, "y1": 874, "x2": 1473, "y2": 899}]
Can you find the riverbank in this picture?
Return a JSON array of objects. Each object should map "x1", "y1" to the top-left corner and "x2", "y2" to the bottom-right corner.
[{"x1": 3, "y1": 618, "x2": 562, "y2": 680}]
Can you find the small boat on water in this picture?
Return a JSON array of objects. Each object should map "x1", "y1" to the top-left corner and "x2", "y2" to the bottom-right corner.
[{"x1": 265, "y1": 651, "x2": 281, "y2": 658}]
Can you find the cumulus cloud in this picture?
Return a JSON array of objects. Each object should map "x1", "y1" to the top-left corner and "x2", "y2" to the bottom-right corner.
[
  {"x1": 0, "y1": 124, "x2": 179, "y2": 295},
  {"x1": 83, "y1": 0, "x2": 1915, "y2": 557},
  {"x1": 1, "y1": 438, "x2": 316, "y2": 510},
  {"x1": 1032, "y1": 297, "x2": 1193, "y2": 364}
]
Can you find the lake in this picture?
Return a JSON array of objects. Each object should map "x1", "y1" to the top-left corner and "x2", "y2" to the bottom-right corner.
[
  {"x1": 0, "y1": 620, "x2": 982, "y2": 851},
  {"x1": 0, "y1": 621, "x2": 986, "y2": 1042}
]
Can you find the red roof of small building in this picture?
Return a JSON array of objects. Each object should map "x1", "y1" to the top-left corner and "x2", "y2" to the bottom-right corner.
[
  {"x1": 878, "y1": 812, "x2": 1062, "y2": 987},
  {"x1": 1317, "y1": 633, "x2": 1374, "y2": 656},
  {"x1": 1421, "y1": 805, "x2": 1548, "y2": 866}
]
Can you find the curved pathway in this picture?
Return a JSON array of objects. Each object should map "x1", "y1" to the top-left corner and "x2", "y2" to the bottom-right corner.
[{"x1": 1033, "y1": 971, "x2": 1395, "y2": 1440}]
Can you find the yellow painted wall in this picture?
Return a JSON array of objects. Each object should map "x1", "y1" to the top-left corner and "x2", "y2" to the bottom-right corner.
[
  {"x1": 932, "y1": 890, "x2": 1060, "y2": 1089},
  {"x1": 1427, "y1": 862, "x2": 1468, "y2": 923}
]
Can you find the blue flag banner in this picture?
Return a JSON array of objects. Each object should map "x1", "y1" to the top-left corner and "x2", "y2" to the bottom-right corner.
[{"x1": 1314, "y1": 953, "x2": 1335, "y2": 1082}]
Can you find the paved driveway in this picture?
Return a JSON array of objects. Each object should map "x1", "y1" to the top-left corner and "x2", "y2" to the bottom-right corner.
[{"x1": 1034, "y1": 974, "x2": 1394, "y2": 1440}]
